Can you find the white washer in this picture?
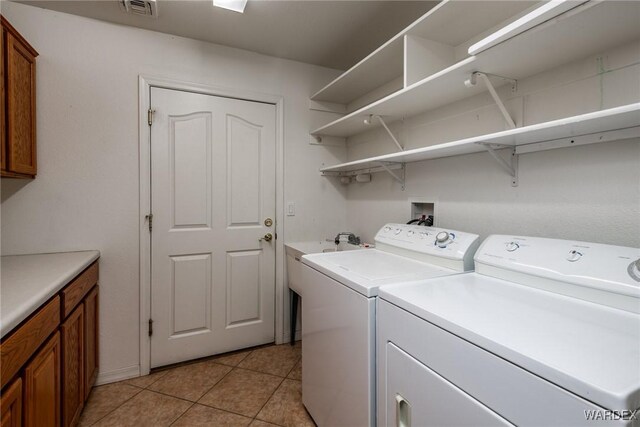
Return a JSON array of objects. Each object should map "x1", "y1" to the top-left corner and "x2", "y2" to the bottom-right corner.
[
  {"x1": 299, "y1": 223, "x2": 480, "y2": 427},
  {"x1": 378, "y1": 235, "x2": 640, "y2": 427}
]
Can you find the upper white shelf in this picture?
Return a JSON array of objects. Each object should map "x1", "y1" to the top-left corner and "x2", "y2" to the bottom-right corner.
[
  {"x1": 312, "y1": 0, "x2": 640, "y2": 138},
  {"x1": 309, "y1": 0, "x2": 536, "y2": 105},
  {"x1": 320, "y1": 104, "x2": 640, "y2": 174}
]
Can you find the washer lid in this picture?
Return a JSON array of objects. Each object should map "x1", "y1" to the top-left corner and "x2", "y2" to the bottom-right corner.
[
  {"x1": 379, "y1": 274, "x2": 640, "y2": 411},
  {"x1": 302, "y1": 249, "x2": 458, "y2": 297}
]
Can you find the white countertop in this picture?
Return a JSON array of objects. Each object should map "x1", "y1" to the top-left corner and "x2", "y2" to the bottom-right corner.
[{"x1": 1, "y1": 251, "x2": 100, "y2": 338}]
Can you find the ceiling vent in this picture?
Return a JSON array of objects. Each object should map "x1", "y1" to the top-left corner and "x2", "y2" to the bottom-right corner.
[{"x1": 120, "y1": 0, "x2": 158, "y2": 18}]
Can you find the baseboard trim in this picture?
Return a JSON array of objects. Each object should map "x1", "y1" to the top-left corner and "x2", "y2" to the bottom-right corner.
[{"x1": 95, "y1": 365, "x2": 140, "y2": 386}]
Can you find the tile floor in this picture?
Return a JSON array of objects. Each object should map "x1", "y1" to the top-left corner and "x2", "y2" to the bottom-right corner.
[{"x1": 79, "y1": 342, "x2": 314, "y2": 427}]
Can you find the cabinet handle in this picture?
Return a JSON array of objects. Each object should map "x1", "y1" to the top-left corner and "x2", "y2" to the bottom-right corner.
[{"x1": 396, "y1": 394, "x2": 411, "y2": 427}]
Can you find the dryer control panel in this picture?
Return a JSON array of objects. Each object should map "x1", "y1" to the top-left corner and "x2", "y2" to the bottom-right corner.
[
  {"x1": 475, "y1": 235, "x2": 640, "y2": 312},
  {"x1": 375, "y1": 223, "x2": 479, "y2": 269}
]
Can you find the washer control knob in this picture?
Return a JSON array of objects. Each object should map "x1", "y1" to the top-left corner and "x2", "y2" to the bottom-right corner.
[
  {"x1": 628, "y1": 259, "x2": 640, "y2": 282},
  {"x1": 407, "y1": 230, "x2": 415, "y2": 237},
  {"x1": 419, "y1": 232, "x2": 428, "y2": 239},
  {"x1": 506, "y1": 242, "x2": 520, "y2": 252},
  {"x1": 436, "y1": 231, "x2": 450, "y2": 243},
  {"x1": 383, "y1": 226, "x2": 391, "y2": 233},
  {"x1": 567, "y1": 250, "x2": 583, "y2": 262},
  {"x1": 394, "y1": 228, "x2": 402, "y2": 235}
]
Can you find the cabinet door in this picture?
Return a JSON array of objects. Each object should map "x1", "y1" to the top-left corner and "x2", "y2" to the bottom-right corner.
[
  {"x1": 61, "y1": 306, "x2": 84, "y2": 427},
  {"x1": 5, "y1": 31, "x2": 36, "y2": 176},
  {"x1": 83, "y1": 286, "x2": 99, "y2": 399},
  {"x1": 23, "y1": 332, "x2": 61, "y2": 427},
  {"x1": 1, "y1": 378, "x2": 22, "y2": 427},
  {"x1": 1, "y1": 24, "x2": 6, "y2": 173}
]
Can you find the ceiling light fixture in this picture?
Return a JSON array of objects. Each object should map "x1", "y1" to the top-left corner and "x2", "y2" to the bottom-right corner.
[{"x1": 213, "y1": 0, "x2": 248, "y2": 13}]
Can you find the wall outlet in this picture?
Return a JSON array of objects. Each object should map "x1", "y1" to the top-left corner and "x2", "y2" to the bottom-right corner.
[{"x1": 287, "y1": 202, "x2": 296, "y2": 216}]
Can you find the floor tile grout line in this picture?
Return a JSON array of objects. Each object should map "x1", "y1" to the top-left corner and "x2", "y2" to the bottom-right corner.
[
  {"x1": 83, "y1": 344, "x2": 300, "y2": 426},
  {"x1": 168, "y1": 401, "x2": 197, "y2": 427},
  {"x1": 189, "y1": 362, "x2": 238, "y2": 407},
  {"x1": 84, "y1": 386, "x2": 144, "y2": 426},
  {"x1": 196, "y1": 399, "x2": 267, "y2": 421},
  {"x1": 253, "y1": 376, "x2": 287, "y2": 425},
  {"x1": 283, "y1": 355, "x2": 302, "y2": 379}
]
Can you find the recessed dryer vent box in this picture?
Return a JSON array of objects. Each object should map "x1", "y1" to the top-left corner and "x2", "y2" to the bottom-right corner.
[{"x1": 409, "y1": 199, "x2": 436, "y2": 225}]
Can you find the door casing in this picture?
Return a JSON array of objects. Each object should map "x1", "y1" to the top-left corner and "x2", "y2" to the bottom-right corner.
[{"x1": 138, "y1": 75, "x2": 285, "y2": 377}]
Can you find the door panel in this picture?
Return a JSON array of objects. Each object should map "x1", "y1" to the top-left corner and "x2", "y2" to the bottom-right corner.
[
  {"x1": 227, "y1": 115, "x2": 262, "y2": 226},
  {"x1": 6, "y1": 32, "x2": 37, "y2": 176},
  {"x1": 226, "y1": 250, "x2": 262, "y2": 326},
  {"x1": 385, "y1": 343, "x2": 512, "y2": 427},
  {"x1": 171, "y1": 253, "x2": 212, "y2": 336},
  {"x1": 61, "y1": 306, "x2": 84, "y2": 427},
  {"x1": 170, "y1": 113, "x2": 212, "y2": 229},
  {"x1": 150, "y1": 87, "x2": 276, "y2": 367},
  {"x1": 1, "y1": 378, "x2": 22, "y2": 427},
  {"x1": 23, "y1": 332, "x2": 60, "y2": 427}
]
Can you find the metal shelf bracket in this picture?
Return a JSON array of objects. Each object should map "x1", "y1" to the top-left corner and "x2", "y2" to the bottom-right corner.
[
  {"x1": 469, "y1": 72, "x2": 517, "y2": 129},
  {"x1": 367, "y1": 115, "x2": 404, "y2": 151},
  {"x1": 378, "y1": 161, "x2": 406, "y2": 190},
  {"x1": 478, "y1": 143, "x2": 519, "y2": 187}
]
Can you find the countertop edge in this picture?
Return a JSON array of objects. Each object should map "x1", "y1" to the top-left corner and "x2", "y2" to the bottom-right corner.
[{"x1": 1, "y1": 250, "x2": 101, "y2": 338}]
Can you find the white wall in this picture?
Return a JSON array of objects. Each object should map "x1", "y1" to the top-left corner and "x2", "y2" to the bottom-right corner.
[
  {"x1": 345, "y1": 40, "x2": 640, "y2": 246},
  {"x1": 0, "y1": 2, "x2": 347, "y2": 381}
]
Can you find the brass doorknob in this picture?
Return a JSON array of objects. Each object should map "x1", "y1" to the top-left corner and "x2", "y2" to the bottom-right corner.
[{"x1": 259, "y1": 233, "x2": 273, "y2": 242}]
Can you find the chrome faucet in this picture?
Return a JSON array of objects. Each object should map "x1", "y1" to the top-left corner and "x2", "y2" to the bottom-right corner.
[{"x1": 334, "y1": 232, "x2": 361, "y2": 246}]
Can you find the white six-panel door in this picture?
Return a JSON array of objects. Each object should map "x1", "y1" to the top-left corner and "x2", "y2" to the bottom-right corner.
[{"x1": 150, "y1": 87, "x2": 276, "y2": 368}]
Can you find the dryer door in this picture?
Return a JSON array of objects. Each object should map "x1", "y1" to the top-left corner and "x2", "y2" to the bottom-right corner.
[{"x1": 385, "y1": 343, "x2": 513, "y2": 427}]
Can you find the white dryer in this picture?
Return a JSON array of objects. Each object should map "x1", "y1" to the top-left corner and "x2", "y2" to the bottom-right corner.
[
  {"x1": 377, "y1": 235, "x2": 640, "y2": 426},
  {"x1": 299, "y1": 223, "x2": 480, "y2": 427}
]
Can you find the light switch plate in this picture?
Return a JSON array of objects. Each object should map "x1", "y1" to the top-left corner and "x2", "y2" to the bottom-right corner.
[{"x1": 287, "y1": 202, "x2": 296, "y2": 216}]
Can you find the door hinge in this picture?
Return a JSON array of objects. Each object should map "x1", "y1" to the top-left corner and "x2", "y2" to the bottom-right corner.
[
  {"x1": 148, "y1": 108, "x2": 155, "y2": 126},
  {"x1": 275, "y1": 232, "x2": 278, "y2": 240},
  {"x1": 145, "y1": 213, "x2": 153, "y2": 232},
  {"x1": 148, "y1": 318, "x2": 153, "y2": 336}
]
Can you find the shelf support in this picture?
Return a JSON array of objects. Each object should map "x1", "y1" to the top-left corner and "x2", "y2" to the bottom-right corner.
[
  {"x1": 378, "y1": 162, "x2": 406, "y2": 190},
  {"x1": 472, "y1": 72, "x2": 517, "y2": 129},
  {"x1": 373, "y1": 115, "x2": 404, "y2": 151},
  {"x1": 478, "y1": 143, "x2": 519, "y2": 187}
]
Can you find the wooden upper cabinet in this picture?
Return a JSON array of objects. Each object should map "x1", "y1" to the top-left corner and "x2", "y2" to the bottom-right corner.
[
  {"x1": 1, "y1": 24, "x2": 6, "y2": 174},
  {"x1": 1, "y1": 16, "x2": 38, "y2": 178}
]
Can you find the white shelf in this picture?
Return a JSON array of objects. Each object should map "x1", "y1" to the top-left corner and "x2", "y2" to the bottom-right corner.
[
  {"x1": 320, "y1": 104, "x2": 640, "y2": 175},
  {"x1": 310, "y1": 0, "x2": 536, "y2": 105},
  {"x1": 468, "y1": 0, "x2": 587, "y2": 55},
  {"x1": 312, "y1": 1, "x2": 640, "y2": 138}
]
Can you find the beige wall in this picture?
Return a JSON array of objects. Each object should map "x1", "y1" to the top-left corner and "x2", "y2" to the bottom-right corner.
[{"x1": 0, "y1": 2, "x2": 347, "y2": 382}]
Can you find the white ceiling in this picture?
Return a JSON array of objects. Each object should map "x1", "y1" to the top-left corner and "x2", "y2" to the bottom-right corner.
[{"x1": 16, "y1": 0, "x2": 438, "y2": 70}]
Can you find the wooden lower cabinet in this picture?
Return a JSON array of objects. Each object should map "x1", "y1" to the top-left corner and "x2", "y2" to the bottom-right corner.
[
  {"x1": 0, "y1": 378, "x2": 22, "y2": 427},
  {"x1": 23, "y1": 332, "x2": 61, "y2": 427},
  {"x1": 83, "y1": 286, "x2": 99, "y2": 399},
  {"x1": 1, "y1": 261, "x2": 99, "y2": 427},
  {"x1": 61, "y1": 306, "x2": 84, "y2": 427}
]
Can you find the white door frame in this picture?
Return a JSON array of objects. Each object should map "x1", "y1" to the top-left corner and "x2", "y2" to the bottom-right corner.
[{"x1": 138, "y1": 75, "x2": 285, "y2": 376}]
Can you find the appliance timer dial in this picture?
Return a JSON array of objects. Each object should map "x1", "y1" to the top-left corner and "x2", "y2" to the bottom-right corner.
[
  {"x1": 436, "y1": 231, "x2": 450, "y2": 243},
  {"x1": 506, "y1": 242, "x2": 520, "y2": 252},
  {"x1": 567, "y1": 250, "x2": 583, "y2": 262},
  {"x1": 628, "y1": 258, "x2": 640, "y2": 282}
]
